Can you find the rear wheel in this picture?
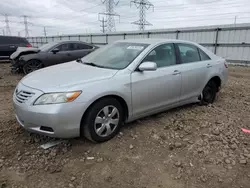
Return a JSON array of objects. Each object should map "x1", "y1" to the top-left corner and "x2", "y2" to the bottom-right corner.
[
  {"x1": 81, "y1": 98, "x2": 124, "y2": 143},
  {"x1": 201, "y1": 80, "x2": 217, "y2": 104},
  {"x1": 23, "y1": 60, "x2": 43, "y2": 75}
]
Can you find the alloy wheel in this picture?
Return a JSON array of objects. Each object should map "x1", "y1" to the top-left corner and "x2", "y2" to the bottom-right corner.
[
  {"x1": 94, "y1": 105, "x2": 120, "y2": 137},
  {"x1": 24, "y1": 61, "x2": 42, "y2": 74}
]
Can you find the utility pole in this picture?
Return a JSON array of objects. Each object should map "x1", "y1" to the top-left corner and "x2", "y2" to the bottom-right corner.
[
  {"x1": 131, "y1": 0, "x2": 154, "y2": 31},
  {"x1": 234, "y1": 15, "x2": 237, "y2": 25},
  {"x1": 43, "y1": 26, "x2": 47, "y2": 37},
  {"x1": 100, "y1": 17, "x2": 107, "y2": 33},
  {"x1": 99, "y1": 0, "x2": 120, "y2": 32},
  {"x1": 4, "y1": 14, "x2": 11, "y2": 35}
]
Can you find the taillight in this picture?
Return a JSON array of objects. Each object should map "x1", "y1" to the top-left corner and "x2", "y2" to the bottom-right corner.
[{"x1": 26, "y1": 44, "x2": 32, "y2": 48}]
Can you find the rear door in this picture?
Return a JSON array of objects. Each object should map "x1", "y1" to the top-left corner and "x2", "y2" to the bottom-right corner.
[
  {"x1": 0, "y1": 36, "x2": 17, "y2": 59},
  {"x1": 0, "y1": 36, "x2": 30, "y2": 59},
  {"x1": 175, "y1": 43, "x2": 212, "y2": 102},
  {"x1": 70, "y1": 43, "x2": 95, "y2": 59}
]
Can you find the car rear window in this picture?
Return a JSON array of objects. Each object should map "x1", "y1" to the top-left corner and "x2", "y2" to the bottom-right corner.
[{"x1": 0, "y1": 36, "x2": 29, "y2": 44}]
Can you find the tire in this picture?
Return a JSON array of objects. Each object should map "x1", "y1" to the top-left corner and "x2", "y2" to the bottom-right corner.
[
  {"x1": 23, "y1": 60, "x2": 43, "y2": 75},
  {"x1": 81, "y1": 98, "x2": 124, "y2": 143},
  {"x1": 201, "y1": 80, "x2": 217, "y2": 104}
]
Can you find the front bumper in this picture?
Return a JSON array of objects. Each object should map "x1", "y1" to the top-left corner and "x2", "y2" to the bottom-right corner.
[
  {"x1": 10, "y1": 59, "x2": 28, "y2": 73},
  {"x1": 10, "y1": 59, "x2": 21, "y2": 73},
  {"x1": 13, "y1": 83, "x2": 87, "y2": 138}
]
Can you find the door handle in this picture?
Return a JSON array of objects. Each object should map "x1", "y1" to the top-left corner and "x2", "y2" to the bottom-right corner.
[
  {"x1": 9, "y1": 45, "x2": 16, "y2": 48},
  {"x1": 67, "y1": 53, "x2": 72, "y2": 56},
  {"x1": 172, "y1": 70, "x2": 181, "y2": 75},
  {"x1": 207, "y1": 64, "x2": 212, "y2": 68}
]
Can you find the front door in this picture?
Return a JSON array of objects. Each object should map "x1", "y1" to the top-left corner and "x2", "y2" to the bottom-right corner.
[
  {"x1": 46, "y1": 43, "x2": 73, "y2": 66},
  {"x1": 131, "y1": 43, "x2": 181, "y2": 117}
]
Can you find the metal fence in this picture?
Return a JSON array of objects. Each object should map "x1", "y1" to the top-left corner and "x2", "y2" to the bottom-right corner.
[{"x1": 27, "y1": 23, "x2": 250, "y2": 64}]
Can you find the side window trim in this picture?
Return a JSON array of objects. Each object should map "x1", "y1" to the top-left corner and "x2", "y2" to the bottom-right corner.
[
  {"x1": 49, "y1": 43, "x2": 63, "y2": 52},
  {"x1": 72, "y1": 42, "x2": 94, "y2": 50},
  {"x1": 49, "y1": 43, "x2": 70, "y2": 52},
  {"x1": 173, "y1": 43, "x2": 181, "y2": 65},
  {"x1": 135, "y1": 43, "x2": 178, "y2": 71},
  {"x1": 177, "y1": 43, "x2": 201, "y2": 64},
  {"x1": 198, "y1": 48, "x2": 211, "y2": 61},
  {"x1": 80, "y1": 42, "x2": 94, "y2": 50},
  {"x1": 197, "y1": 47, "x2": 202, "y2": 61}
]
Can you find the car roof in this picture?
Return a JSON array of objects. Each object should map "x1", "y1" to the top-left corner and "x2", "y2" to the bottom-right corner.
[
  {"x1": 115, "y1": 38, "x2": 198, "y2": 45},
  {"x1": 0, "y1": 35, "x2": 26, "y2": 39},
  {"x1": 52, "y1": 40, "x2": 96, "y2": 46}
]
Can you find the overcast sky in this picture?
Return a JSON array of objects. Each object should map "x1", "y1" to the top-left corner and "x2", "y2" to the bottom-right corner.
[{"x1": 1, "y1": 0, "x2": 250, "y2": 37}]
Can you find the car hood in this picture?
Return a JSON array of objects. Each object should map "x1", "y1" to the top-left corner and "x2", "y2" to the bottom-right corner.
[
  {"x1": 21, "y1": 61, "x2": 119, "y2": 92},
  {"x1": 10, "y1": 47, "x2": 40, "y2": 59}
]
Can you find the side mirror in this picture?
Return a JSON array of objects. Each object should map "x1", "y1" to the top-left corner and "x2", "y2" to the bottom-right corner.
[
  {"x1": 52, "y1": 48, "x2": 59, "y2": 54},
  {"x1": 138, "y1": 62, "x2": 157, "y2": 71}
]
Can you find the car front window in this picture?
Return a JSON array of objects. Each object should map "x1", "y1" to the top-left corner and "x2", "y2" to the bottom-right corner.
[{"x1": 82, "y1": 42, "x2": 149, "y2": 70}]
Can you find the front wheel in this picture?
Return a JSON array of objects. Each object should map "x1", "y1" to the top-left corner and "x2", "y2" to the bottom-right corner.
[
  {"x1": 201, "y1": 80, "x2": 217, "y2": 104},
  {"x1": 23, "y1": 60, "x2": 43, "y2": 75},
  {"x1": 81, "y1": 98, "x2": 124, "y2": 143}
]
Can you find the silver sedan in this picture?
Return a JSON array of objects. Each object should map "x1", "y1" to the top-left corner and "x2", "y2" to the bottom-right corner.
[{"x1": 13, "y1": 39, "x2": 228, "y2": 142}]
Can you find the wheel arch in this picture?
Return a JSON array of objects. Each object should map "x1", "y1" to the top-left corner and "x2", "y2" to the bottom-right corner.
[
  {"x1": 26, "y1": 59, "x2": 44, "y2": 65},
  {"x1": 80, "y1": 94, "x2": 129, "y2": 135},
  {"x1": 207, "y1": 75, "x2": 221, "y2": 92}
]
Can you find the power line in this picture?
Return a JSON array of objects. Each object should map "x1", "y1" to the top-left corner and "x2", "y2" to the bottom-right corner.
[
  {"x1": 80, "y1": 3, "x2": 103, "y2": 11},
  {"x1": 99, "y1": 0, "x2": 120, "y2": 32},
  {"x1": 131, "y1": 0, "x2": 154, "y2": 31}
]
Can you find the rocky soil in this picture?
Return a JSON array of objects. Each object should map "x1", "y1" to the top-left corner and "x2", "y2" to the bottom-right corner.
[{"x1": 1, "y1": 63, "x2": 250, "y2": 188}]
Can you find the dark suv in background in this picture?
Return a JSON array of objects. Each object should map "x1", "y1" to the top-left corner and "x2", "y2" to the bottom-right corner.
[{"x1": 0, "y1": 36, "x2": 32, "y2": 61}]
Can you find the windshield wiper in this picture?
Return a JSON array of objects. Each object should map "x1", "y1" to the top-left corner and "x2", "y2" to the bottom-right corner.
[{"x1": 83, "y1": 62, "x2": 105, "y2": 68}]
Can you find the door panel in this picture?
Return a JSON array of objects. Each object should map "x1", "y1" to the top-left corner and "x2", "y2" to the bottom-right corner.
[
  {"x1": 47, "y1": 43, "x2": 73, "y2": 66},
  {"x1": 57, "y1": 51, "x2": 75, "y2": 63},
  {"x1": 178, "y1": 62, "x2": 209, "y2": 101},
  {"x1": 0, "y1": 44, "x2": 17, "y2": 58},
  {"x1": 176, "y1": 43, "x2": 211, "y2": 101},
  {"x1": 131, "y1": 43, "x2": 181, "y2": 117},
  {"x1": 131, "y1": 67, "x2": 181, "y2": 117},
  {"x1": 45, "y1": 52, "x2": 64, "y2": 66},
  {"x1": 69, "y1": 43, "x2": 94, "y2": 60}
]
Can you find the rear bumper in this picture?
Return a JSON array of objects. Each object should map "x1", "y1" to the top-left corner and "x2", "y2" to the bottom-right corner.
[{"x1": 221, "y1": 67, "x2": 229, "y2": 89}]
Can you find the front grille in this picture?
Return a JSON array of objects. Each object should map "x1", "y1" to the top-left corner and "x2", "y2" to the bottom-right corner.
[{"x1": 15, "y1": 90, "x2": 34, "y2": 103}]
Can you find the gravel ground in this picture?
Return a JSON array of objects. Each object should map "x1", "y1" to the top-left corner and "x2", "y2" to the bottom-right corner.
[{"x1": 1, "y1": 63, "x2": 250, "y2": 188}]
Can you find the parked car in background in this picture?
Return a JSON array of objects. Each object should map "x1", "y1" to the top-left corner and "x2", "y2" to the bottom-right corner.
[
  {"x1": 10, "y1": 41, "x2": 98, "y2": 74},
  {"x1": 0, "y1": 36, "x2": 32, "y2": 62},
  {"x1": 13, "y1": 39, "x2": 228, "y2": 143}
]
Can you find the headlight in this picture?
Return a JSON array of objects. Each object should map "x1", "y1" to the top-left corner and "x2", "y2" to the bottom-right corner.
[{"x1": 34, "y1": 91, "x2": 81, "y2": 105}]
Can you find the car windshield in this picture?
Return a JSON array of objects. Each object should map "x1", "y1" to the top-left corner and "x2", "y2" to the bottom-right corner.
[
  {"x1": 39, "y1": 42, "x2": 58, "y2": 51},
  {"x1": 82, "y1": 42, "x2": 149, "y2": 69}
]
